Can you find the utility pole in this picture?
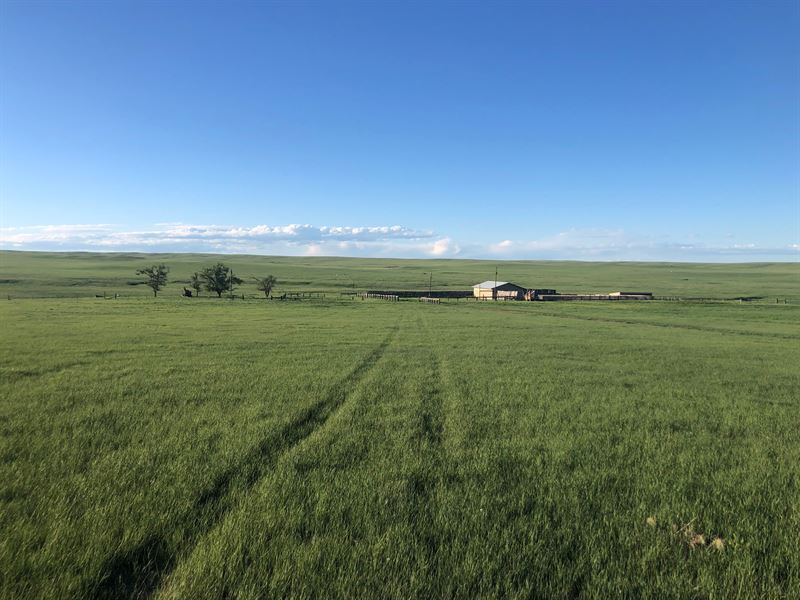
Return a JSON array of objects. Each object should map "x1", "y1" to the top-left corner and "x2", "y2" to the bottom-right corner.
[
  {"x1": 494, "y1": 266, "x2": 498, "y2": 301},
  {"x1": 429, "y1": 271, "x2": 432, "y2": 296}
]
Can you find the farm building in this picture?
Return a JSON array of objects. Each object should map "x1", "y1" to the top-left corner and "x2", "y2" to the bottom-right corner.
[{"x1": 472, "y1": 281, "x2": 526, "y2": 300}]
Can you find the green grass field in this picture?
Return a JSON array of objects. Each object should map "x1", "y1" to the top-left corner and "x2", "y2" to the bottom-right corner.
[
  {"x1": 1, "y1": 252, "x2": 799, "y2": 598},
  {"x1": 2, "y1": 250, "x2": 799, "y2": 301}
]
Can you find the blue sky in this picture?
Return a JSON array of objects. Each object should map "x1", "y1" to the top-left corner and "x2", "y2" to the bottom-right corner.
[{"x1": 1, "y1": 0, "x2": 798, "y2": 260}]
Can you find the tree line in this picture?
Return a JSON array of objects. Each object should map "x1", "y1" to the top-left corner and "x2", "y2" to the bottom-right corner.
[{"x1": 136, "y1": 263, "x2": 277, "y2": 298}]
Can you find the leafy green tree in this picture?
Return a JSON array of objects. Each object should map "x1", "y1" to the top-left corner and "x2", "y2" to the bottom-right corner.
[
  {"x1": 254, "y1": 275, "x2": 277, "y2": 298},
  {"x1": 136, "y1": 264, "x2": 169, "y2": 297},
  {"x1": 189, "y1": 272, "x2": 203, "y2": 297},
  {"x1": 200, "y1": 263, "x2": 243, "y2": 297}
]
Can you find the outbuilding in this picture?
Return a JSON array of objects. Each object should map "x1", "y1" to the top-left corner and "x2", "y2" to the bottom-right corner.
[{"x1": 472, "y1": 281, "x2": 526, "y2": 300}]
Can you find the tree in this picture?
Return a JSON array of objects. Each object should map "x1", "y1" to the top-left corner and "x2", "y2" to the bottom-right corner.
[
  {"x1": 254, "y1": 275, "x2": 277, "y2": 298},
  {"x1": 189, "y1": 272, "x2": 203, "y2": 297},
  {"x1": 136, "y1": 264, "x2": 169, "y2": 297},
  {"x1": 199, "y1": 263, "x2": 243, "y2": 298}
]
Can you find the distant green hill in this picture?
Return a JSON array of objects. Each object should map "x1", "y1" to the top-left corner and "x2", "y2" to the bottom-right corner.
[{"x1": 1, "y1": 250, "x2": 797, "y2": 300}]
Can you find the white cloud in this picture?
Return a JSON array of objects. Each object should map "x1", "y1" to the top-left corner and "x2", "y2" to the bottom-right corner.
[
  {"x1": 488, "y1": 229, "x2": 634, "y2": 256},
  {"x1": 1, "y1": 223, "x2": 796, "y2": 261},
  {"x1": 0, "y1": 223, "x2": 441, "y2": 257},
  {"x1": 484, "y1": 229, "x2": 800, "y2": 261},
  {"x1": 0, "y1": 224, "x2": 117, "y2": 245},
  {"x1": 304, "y1": 244, "x2": 324, "y2": 256},
  {"x1": 428, "y1": 238, "x2": 460, "y2": 257}
]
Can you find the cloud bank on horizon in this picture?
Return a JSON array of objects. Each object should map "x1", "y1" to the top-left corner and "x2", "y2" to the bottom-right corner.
[{"x1": 1, "y1": 223, "x2": 796, "y2": 262}]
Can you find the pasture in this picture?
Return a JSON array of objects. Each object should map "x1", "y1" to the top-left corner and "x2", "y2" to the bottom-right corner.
[
  {"x1": 0, "y1": 252, "x2": 798, "y2": 598},
  {"x1": 2, "y1": 250, "x2": 799, "y2": 301}
]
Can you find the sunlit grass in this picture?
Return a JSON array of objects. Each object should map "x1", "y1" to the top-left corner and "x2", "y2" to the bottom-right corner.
[{"x1": 1, "y1": 297, "x2": 798, "y2": 598}]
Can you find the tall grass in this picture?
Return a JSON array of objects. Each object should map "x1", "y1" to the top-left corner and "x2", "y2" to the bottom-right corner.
[{"x1": 1, "y1": 297, "x2": 798, "y2": 597}]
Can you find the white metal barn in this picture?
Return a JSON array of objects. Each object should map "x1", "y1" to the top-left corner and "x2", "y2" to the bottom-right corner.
[{"x1": 472, "y1": 281, "x2": 526, "y2": 300}]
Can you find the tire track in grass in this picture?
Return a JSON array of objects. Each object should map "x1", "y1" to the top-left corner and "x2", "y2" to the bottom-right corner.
[
  {"x1": 88, "y1": 327, "x2": 398, "y2": 600},
  {"x1": 408, "y1": 316, "x2": 445, "y2": 573},
  {"x1": 1, "y1": 360, "x2": 89, "y2": 382}
]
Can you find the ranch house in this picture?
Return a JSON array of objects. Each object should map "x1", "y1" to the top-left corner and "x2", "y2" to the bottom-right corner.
[{"x1": 472, "y1": 281, "x2": 526, "y2": 300}]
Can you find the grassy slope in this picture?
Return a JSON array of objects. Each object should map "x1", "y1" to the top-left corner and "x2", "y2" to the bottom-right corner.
[
  {"x1": 1, "y1": 297, "x2": 798, "y2": 598},
  {"x1": 1, "y1": 250, "x2": 798, "y2": 300}
]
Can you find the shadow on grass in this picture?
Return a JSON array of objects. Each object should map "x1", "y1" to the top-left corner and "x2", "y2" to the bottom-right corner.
[
  {"x1": 88, "y1": 327, "x2": 398, "y2": 599},
  {"x1": 407, "y1": 343, "x2": 445, "y2": 568}
]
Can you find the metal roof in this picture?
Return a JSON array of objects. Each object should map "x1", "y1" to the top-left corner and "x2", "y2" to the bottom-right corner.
[{"x1": 472, "y1": 281, "x2": 511, "y2": 289}]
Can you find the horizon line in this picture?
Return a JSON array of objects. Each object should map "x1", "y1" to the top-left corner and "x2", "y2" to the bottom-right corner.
[{"x1": 1, "y1": 248, "x2": 796, "y2": 266}]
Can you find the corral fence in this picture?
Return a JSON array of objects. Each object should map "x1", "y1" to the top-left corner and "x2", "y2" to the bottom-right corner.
[
  {"x1": 274, "y1": 291, "x2": 326, "y2": 300},
  {"x1": 653, "y1": 296, "x2": 784, "y2": 303},
  {"x1": 537, "y1": 294, "x2": 653, "y2": 301},
  {"x1": 360, "y1": 293, "x2": 400, "y2": 301},
  {"x1": 365, "y1": 290, "x2": 473, "y2": 299},
  {"x1": 419, "y1": 297, "x2": 441, "y2": 304}
]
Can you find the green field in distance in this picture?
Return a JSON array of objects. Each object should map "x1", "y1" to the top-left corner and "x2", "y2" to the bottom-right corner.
[
  {"x1": 0, "y1": 252, "x2": 798, "y2": 598},
  {"x1": 2, "y1": 250, "x2": 798, "y2": 301}
]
